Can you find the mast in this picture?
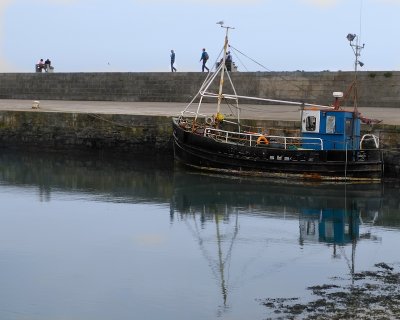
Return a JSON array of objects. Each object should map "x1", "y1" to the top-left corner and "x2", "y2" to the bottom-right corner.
[
  {"x1": 346, "y1": 33, "x2": 365, "y2": 150},
  {"x1": 346, "y1": 33, "x2": 365, "y2": 112},
  {"x1": 216, "y1": 23, "x2": 234, "y2": 114}
]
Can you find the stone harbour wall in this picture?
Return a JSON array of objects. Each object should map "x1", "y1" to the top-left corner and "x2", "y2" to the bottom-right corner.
[
  {"x1": 0, "y1": 111, "x2": 173, "y2": 153},
  {"x1": 0, "y1": 71, "x2": 399, "y2": 108}
]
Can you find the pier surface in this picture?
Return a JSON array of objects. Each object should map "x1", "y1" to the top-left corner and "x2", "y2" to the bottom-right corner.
[{"x1": 0, "y1": 99, "x2": 399, "y2": 125}]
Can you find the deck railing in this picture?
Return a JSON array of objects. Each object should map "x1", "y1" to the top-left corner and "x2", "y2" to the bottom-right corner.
[
  {"x1": 360, "y1": 134, "x2": 380, "y2": 149},
  {"x1": 204, "y1": 128, "x2": 324, "y2": 150}
]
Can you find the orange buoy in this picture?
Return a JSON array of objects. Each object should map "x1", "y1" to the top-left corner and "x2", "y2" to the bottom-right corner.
[{"x1": 256, "y1": 135, "x2": 269, "y2": 145}]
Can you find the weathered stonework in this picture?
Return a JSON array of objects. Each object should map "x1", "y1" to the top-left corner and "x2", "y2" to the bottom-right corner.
[
  {"x1": 0, "y1": 111, "x2": 172, "y2": 153},
  {"x1": 0, "y1": 71, "x2": 399, "y2": 108}
]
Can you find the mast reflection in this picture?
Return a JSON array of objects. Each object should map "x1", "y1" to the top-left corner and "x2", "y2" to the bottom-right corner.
[{"x1": 170, "y1": 191, "x2": 239, "y2": 315}]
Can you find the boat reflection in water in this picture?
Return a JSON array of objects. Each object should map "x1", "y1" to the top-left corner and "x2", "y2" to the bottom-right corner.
[
  {"x1": 298, "y1": 184, "x2": 382, "y2": 246},
  {"x1": 298, "y1": 185, "x2": 383, "y2": 278},
  {"x1": 300, "y1": 209, "x2": 360, "y2": 245},
  {"x1": 170, "y1": 170, "x2": 384, "y2": 313}
]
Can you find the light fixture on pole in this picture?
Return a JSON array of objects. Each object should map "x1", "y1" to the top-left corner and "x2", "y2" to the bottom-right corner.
[
  {"x1": 346, "y1": 32, "x2": 366, "y2": 111},
  {"x1": 346, "y1": 33, "x2": 356, "y2": 42},
  {"x1": 346, "y1": 33, "x2": 365, "y2": 71}
]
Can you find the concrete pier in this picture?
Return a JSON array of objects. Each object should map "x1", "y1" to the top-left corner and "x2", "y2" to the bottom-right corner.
[{"x1": 1, "y1": 99, "x2": 400, "y2": 124}]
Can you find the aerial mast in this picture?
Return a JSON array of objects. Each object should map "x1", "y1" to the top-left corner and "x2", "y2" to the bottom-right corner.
[{"x1": 346, "y1": 33, "x2": 365, "y2": 112}]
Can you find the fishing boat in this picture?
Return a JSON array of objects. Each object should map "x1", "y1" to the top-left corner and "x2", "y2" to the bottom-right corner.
[{"x1": 172, "y1": 23, "x2": 383, "y2": 181}]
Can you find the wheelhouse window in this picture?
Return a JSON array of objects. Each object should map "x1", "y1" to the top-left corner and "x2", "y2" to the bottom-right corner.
[
  {"x1": 345, "y1": 119, "x2": 353, "y2": 136},
  {"x1": 305, "y1": 116, "x2": 317, "y2": 132},
  {"x1": 326, "y1": 115, "x2": 335, "y2": 133}
]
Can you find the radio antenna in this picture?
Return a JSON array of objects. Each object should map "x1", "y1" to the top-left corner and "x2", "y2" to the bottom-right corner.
[{"x1": 359, "y1": 0, "x2": 363, "y2": 43}]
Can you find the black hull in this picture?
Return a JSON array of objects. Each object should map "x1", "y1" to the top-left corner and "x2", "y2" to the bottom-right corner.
[{"x1": 172, "y1": 119, "x2": 383, "y2": 181}]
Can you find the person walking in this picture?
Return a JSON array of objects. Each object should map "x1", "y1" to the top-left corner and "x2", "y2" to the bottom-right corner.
[
  {"x1": 200, "y1": 48, "x2": 209, "y2": 72},
  {"x1": 170, "y1": 50, "x2": 177, "y2": 72}
]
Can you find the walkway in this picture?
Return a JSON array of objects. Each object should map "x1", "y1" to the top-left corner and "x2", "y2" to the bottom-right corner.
[{"x1": 0, "y1": 99, "x2": 399, "y2": 125}]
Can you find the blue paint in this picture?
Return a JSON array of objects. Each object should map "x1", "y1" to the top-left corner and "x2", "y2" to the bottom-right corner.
[{"x1": 301, "y1": 109, "x2": 361, "y2": 150}]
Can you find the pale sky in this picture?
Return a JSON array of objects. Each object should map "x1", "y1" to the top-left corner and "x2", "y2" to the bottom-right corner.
[{"x1": 0, "y1": 0, "x2": 399, "y2": 72}]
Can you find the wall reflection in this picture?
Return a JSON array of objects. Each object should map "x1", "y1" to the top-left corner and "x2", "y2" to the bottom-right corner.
[
  {"x1": 0, "y1": 149, "x2": 398, "y2": 229},
  {"x1": 0, "y1": 150, "x2": 174, "y2": 203}
]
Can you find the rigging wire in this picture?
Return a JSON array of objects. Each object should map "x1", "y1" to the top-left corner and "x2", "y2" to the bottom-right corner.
[
  {"x1": 229, "y1": 45, "x2": 273, "y2": 72},
  {"x1": 230, "y1": 50, "x2": 249, "y2": 72},
  {"x1": 229, "y1": 44, "x2": 320, "y2": 101}
]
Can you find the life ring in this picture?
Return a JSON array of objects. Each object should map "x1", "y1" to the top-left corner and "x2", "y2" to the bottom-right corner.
[
  {"x1": 205, "y1": 116, "x2": 214, "y2": 125},
  {"x1": 256, "y1": 135, "x2": 269, "y2": 145}
]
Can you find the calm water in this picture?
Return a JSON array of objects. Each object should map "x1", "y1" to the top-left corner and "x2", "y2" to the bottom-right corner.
[{"x1": 0, "y1": 150, "x2": 399, "y2": 320}]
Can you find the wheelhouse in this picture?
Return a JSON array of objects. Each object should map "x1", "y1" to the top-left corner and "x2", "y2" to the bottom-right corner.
[{"x1": 301, "y1": 108, "x2": 360, "y2": 151}]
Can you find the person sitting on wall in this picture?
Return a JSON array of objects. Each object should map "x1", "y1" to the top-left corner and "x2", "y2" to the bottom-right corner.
[
  {"x1": 225, "y1": 51, "x2": 232, "y2": 71},
  {"x1": 44, "y1": 58, "x2": 54, "y2": 72},
  {"x1": 36, "y1": 59, "x2": 46, "y2": 72},
  {"x1": 216, "y1": 52, "x2": 233, "y2": 71}
]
